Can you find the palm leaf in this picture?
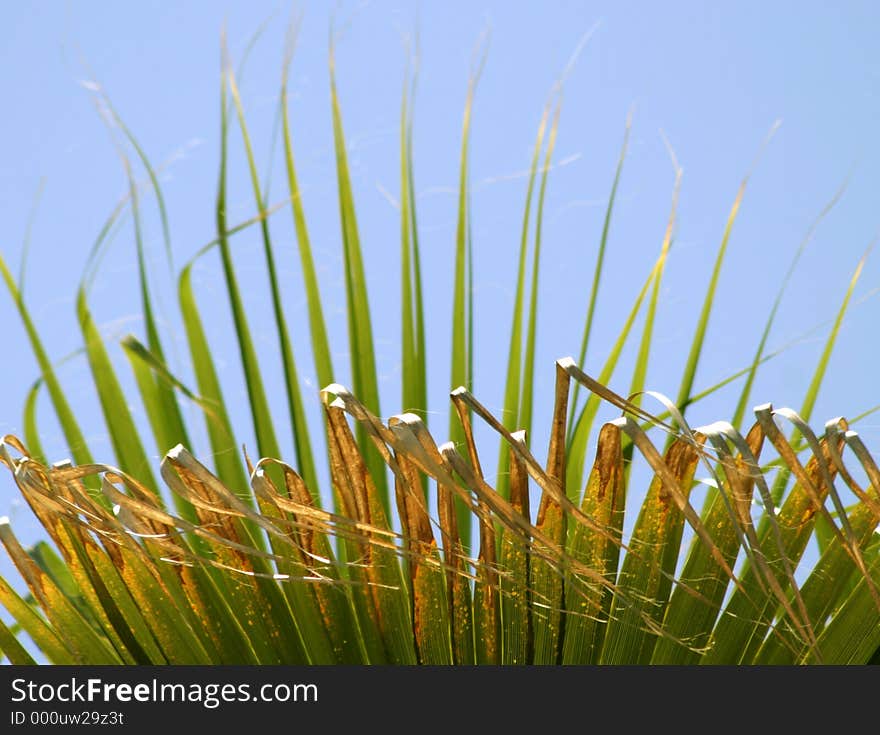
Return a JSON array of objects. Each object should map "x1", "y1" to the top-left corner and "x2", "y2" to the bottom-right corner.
[
  {"x1": 2, "y1": 28, "x2": 876, "y2": 669},
  {"x1": 4, "y1": 357, "x2": 878, "y2": 664}
]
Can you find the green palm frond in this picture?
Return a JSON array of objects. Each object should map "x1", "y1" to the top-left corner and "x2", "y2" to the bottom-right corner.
[{"x1": 1, "y1": 26, "x2": 877, "y2": 666}]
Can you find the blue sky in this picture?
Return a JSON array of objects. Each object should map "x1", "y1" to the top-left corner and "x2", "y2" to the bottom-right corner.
[{"x1": 1, "y1": 1, "x2": 879, "y2": 620}]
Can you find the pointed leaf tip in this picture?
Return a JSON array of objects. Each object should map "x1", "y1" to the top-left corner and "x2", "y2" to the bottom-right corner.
[{"x1": 166, "y1": 444, "x2": 187, "y2": 459}]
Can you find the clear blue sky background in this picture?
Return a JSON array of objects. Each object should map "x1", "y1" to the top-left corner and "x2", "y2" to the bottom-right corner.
[{"x1": 1, "y1": 1, "x2": 879, "y2": 632}]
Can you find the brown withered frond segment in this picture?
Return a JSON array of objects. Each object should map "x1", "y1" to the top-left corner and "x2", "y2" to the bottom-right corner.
[{"x1": 2, "y1": 358, "x2": 879, "y2": 665}]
